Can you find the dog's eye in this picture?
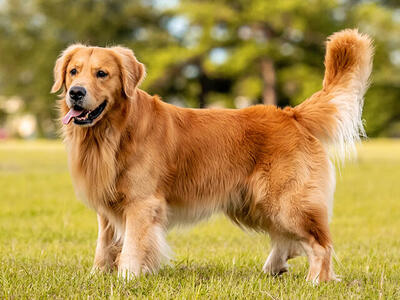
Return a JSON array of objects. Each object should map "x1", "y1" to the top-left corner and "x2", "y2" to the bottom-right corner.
[
  {"x1": 70, "y1": 68, "x2": 77, "y2": 76},
  {"x1": 96, "y1": 70, "x2": 108, "y2": 78}
]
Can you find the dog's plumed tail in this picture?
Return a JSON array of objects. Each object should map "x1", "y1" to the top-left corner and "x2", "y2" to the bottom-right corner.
[{"x1": 294, "y1": 29, "x2": 373, "y2": 161}]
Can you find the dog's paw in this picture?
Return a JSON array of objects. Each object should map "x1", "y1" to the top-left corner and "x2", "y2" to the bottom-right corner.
[
  {"x1": 306, "y1": 275, "x2": 320, "y2": 285},
  {"x1": 332, "y1": 274, "x2": 342, "y2": 282},
  {"x1": 90, "y1": 266, "x2": 101, "y2": 276},
  {"x1": 306, "y1": 273, "x2": 342, "y2": 284},
  {"x1": 117, "y1": 267, "x2": 140, "y2": 280},
  {"x1": 117, "y1": 261, "x2": 142, "y2": 280},
  {"x1": 90, "y1": 262, "x2": 114, "y2": 275},
  {"x1": 263, "y1": 261, "x2": 289, "y2": 276}
]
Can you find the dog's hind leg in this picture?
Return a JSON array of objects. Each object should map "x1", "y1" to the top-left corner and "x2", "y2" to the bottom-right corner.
[
  {"x1": 299, "y1": 235, "x2": 336, "y2": 283},
  {"x1": 278, "y1": 194, "x2": 336, "y2": 283},
  {"x1": 257, "y1": 179, "x2": 336, "y2": 282},
  {"x1": 263, "y1": 233, "x2": 304, "y2": 276}
]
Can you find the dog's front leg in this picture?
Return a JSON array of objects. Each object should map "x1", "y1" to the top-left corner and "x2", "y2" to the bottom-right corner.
[
  {"x1": 118, "y1": 195, "x2": 169, "y2": 279},
  {"x1": 93, "y1": 214, "x2": 117, "y2": 272}
]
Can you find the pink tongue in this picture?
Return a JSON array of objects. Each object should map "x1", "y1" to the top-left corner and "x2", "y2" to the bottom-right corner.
[{"x1": 63, "y1": 108, "x2": 83, "y2": 125}]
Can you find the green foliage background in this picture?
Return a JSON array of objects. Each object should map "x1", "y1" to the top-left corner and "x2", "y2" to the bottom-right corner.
[{"x1": 0, "y1": 0, "x2": 399, "y2": 137}]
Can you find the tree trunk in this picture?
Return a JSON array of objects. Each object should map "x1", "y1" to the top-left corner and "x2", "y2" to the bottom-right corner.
[
  {"x1": 198, "y1": 73, "x2": 207, "y2": 108},
  {"x1": 261, "y1": 58, "x2": 277, "y2": 106}
]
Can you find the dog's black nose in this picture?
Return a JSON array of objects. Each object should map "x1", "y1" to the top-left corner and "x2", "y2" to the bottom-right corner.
[{"x1": 69, "y1": 86, "x2": 86, "y2": 101}]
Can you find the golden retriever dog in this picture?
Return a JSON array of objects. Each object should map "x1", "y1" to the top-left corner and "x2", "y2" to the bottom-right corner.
[{"x1": 51, "y1": 29, "x2": 373, "y2": 283}]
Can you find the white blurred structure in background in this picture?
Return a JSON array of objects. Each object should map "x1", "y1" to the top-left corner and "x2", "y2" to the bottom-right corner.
[{"x1": 0, "y1": 96, "x2": 37, "y2": 139}]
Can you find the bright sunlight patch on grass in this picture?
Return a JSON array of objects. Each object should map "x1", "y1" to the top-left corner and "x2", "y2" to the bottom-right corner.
[{"x1": 0, "y1": 139, "x2": 399, "y2": 298}]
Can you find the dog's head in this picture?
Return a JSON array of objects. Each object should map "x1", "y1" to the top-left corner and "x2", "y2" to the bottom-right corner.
[{"x1": 51, "y1": 44, "x2": 145, "y2": 127}]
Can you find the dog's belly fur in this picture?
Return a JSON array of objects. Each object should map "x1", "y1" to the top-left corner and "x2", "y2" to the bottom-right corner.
[{"x1": 166, "y1": 189, "x2": 244, "y2": 228}]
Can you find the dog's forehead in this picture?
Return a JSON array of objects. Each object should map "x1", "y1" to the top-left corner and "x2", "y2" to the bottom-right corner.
[
  {"x1": 69, "y1": 48, "x2": 91, "y2": 66},
  {"x1": 70, "y1": 47, "x2": 118, "y2": 69},
  {"x1": 91, "y1": 48, "x2": 117, "y2": 65}
]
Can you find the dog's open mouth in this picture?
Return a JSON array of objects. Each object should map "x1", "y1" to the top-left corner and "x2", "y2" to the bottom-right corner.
[{"x1": 63, "y1": 101, "x2": 107, "y2": 125}]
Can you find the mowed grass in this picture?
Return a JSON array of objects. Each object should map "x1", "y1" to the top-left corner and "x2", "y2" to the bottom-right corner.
[{"x1": 0, "y1": 139, "x2": 399, "y2": 299}]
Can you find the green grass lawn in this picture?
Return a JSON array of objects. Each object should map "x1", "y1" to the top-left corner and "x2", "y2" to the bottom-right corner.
[{"x1": 0, "y1": 139, "x2": 399, "y2": 299}]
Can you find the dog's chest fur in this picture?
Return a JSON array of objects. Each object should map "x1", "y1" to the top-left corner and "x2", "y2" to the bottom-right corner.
[
  {"x1": 65, "y1": 124, "x2": 159, "y2": 209},
  {"x1": 65, "y1": 126, "x2": 122, "y2": 209}
]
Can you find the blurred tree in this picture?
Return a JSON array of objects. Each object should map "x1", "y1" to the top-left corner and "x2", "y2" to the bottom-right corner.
[
  {"x1": 0, "y1": 0, "x2": 399, "y2": 137},
  {"x1": 0, "y1": 0, "x2": 173, "y2": 136},
  {"x1": 147, "y1": 0, "x2": 400, "y2": 136}
]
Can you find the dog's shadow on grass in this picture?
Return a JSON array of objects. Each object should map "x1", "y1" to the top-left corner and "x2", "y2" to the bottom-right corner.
[
  {"x1": 153, "y1": 261, "x2": 305, "y2": 283},
  {"x1": 87, "y1": 258, "x2": 310, "y2": 293},
  {"x1": 87, "y1": 260, "x2": 340, "y2": 297}
]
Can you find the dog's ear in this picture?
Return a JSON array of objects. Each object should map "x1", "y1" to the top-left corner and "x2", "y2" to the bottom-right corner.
[
  {"x1": 51, "y1": 44, "x2": 84, "y2": 93},
  {"x1": 111, "y1": 46, "x2": 146, "y2": 99}
]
